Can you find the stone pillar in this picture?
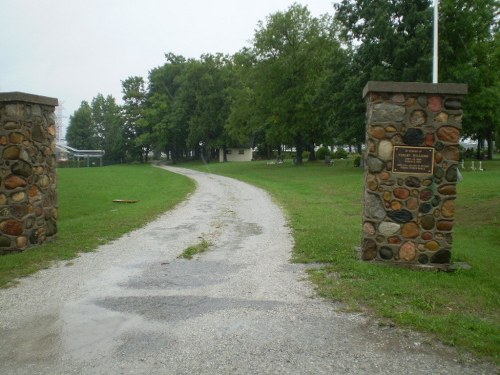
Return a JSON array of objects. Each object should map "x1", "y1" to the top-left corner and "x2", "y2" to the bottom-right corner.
[
  {"x1": 361, "y1": 82, "x2": 467, "y2": 269},
  {"x1": 0, "y1": 92, "x2": 58, "y2": 254}
]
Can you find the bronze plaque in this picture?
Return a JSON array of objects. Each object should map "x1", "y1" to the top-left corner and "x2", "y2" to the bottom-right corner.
[{"x1": 392, "y1": 146, "x2": 434, "y2": 174}]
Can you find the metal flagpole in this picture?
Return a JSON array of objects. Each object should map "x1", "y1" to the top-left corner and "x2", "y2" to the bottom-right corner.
[{"x1": 433, "y1": 0, "x2": 439, "y2": 83}]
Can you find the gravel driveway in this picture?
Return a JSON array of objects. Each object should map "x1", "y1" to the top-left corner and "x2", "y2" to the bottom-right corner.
[{"x1": 0, "y1": 166, "x2": 496, "y2": 374}]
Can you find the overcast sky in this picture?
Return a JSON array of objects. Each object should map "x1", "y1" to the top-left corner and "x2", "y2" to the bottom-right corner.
[{"x1": 1, "y1": 0, "x2": 336, "y2": 137}]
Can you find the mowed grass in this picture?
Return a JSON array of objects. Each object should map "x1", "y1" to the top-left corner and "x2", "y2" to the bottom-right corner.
[
  {"x1": 0, "y1": 164, "x2": 195, "y2": 287},
  {"x1": 187, "y1": 157, "x2": 500, "y2": 363}
]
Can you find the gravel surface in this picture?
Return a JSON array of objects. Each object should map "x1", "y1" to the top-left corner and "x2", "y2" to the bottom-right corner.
[{"x1": 0, "y1": 166, "x2": 497, "y2": 374}]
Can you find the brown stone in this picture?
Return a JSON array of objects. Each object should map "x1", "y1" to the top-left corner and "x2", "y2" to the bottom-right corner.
[
  {"x1": 437, "y1": 126, "x2": 460, "y2": 143},
  {"x1": 394, "y1": 188, "x2": 410, "y2": 199},
  {"x1": 399, "y1": 241, "x2": 416, "y2": 261},
  {"x1": 4, "y1": 121, "x2": 20, "y2": 130},
  {"x1": 437, "y1": 220, "x2": 454, "y2": 231},
  {"x1": 0, "y1": 135, "x2": 8, "y2": 145},
  {"x1": 386, "y1": 125, "x2": 397, "y2": 132},
  {"x1": 428, "y1": 96, "x2": 443, "y2": 112},
  {"x1": 391, "y1": 201, "x2": 402, "y2": 210},
  {"x1": 425, "y1": 240, "x2": 440, "y2": 251},
  {"x1": 406, "y1": 197, "x2": 419, "y2": 210},
  {"x1": 391, "y1": 134, "x2": 404, "y2": 145},
  {"x1": 380, "y1": 171, "x2": 391, "y2": 181},
  {"x1": 435, "y1": 152, "x2": 443, "y2": 163},
  {"x1": 410, "y1": 110, "x2": 427, "y2": 126},
  {"x1": 367, "y1": 174, "x2": 378, "y2": 191},
  {"x1": 48, "y1": 125, "x2": 57, "y2": 136},
  {"x1": 422, "y1": 179, "x2": 433, "y2": 186},
  {"x1": 363, "y1": 222, "x2": 376, "y2": 236},
  {"x1": 425, "y1": 133, "x2": 435, "y2": 146},
  {"x1": 3, "y1": 146, "x2": 20, "y2": 160},
  {"x1": 438, "y1": 185, "x2": 456, "y2": 195},
  {"x1": 401, "y1": 222, "x2": 419, "y2": 238},
  {"x1": 370, "y1": 126, "x2": 386, "y2": 139},
  {"x1": 383, "y1": 191, "x2": 392, "y2": 201},
  {"x1": 362, "y1": 239, "x2": 378, "y2": 260},
  {"x1": 443, "y1": 146, "x2": 460, "y2": 161},
  {"x1": 368, "y1": 139, "x2": 376, "y2": 153},
  {"x1": 388, "y1": 236, "x2": 401, "y2": 244},
  {"x1": 420, "y1": 215, "x2": 436, "y2": 230},
  {"x1": 420, "y1": 189, "x2": 433, "y2": 202},
  {"x1": 29, "y1": 186, "x2": 41, "y2": 199},
  {"x1": 392, "y1": 94, "x2": 405, "y2": 103},
  {"x1": 442, "y1": 200, "x2": 455, "y2": 218},
  {"x1": 0, "y1": 194, "x2": 6, "y2": 205},
  {"x1": 434, "y1": 112, "x2": 449, "y2": 123},
  {"x1": 5, "y1": 175, "x2": 27, "y2": 189},
  {"x1": 406, "y1": 97, "x2": 416, "y2": 107},
  {"x1": 422, "y1": 232, "x2": 433, "y2": 241},
  {"x1": 9, "y1": 132, "x2": 24, "y2": 144},
  {"x1": 16, "y1": 236, "x2": 28, "y2": 248},
  {"x1": 0, "y1": 220, "x2": 24, "y2": 236},
  {"x1": 11, "y1": 192, "x2": 26, "y2": 202}
]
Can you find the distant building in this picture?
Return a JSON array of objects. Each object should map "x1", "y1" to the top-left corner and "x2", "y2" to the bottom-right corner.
[{"x1": 219, "y1": 147, "x2": 253, "y2": 162}]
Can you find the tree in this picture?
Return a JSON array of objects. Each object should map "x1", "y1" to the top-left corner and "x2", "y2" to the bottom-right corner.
[
  {"x1": 252, "y1": 4, "x2": 336, "y2": 164},
  {"x1": 439, "y1": 0, "x2": 499, "y2": 159},
  {"x1": 121, "y1": 76, "x2": 150, "y2": 162},
  {"x1": 66, "y1": 101, "x2": 97, "y2": 150},
  {"x1": 91, "y1": 94, "x2": 125, "y2": 162}
]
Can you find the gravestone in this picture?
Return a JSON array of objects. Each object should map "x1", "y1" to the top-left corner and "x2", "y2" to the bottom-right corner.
[
  {"x1": 361, "y1": 82, "x2": 467, "y2": 269},
  {"x1": 0, "y1": 92, "x2": 58, "y2": 254}
]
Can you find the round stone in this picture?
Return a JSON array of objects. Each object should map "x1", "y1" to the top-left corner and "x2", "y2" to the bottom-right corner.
[
  {"x1": 431, "y1": 195, "x2": 441, "y2": 207},
  {"x1": 387, "y1": 209, "x2": 413, "y2": 223},
  {"x1": 392, "y1": 94, "x2": 405, "y2": 103},
  {"x1": 425, "y1": 240, "x2": 440, "y2": 251},
  {"x1": 410, "y1": 110, "x2": 427, "y2": 126},
  {"x1": 430, "y1": 249, "x2": 451, "y2": 264},
  {"x1": 435, "y1": 152, "x2": 443, "y2": 163},
  {"x1": 422, "y1": 232, "x2": 433, "y2": 240},
  {"x1": 443, "y1": 146, "x2": 460, "y2": 161},
  {"x1": 37, "y1": 175, "x2": 50, "y2": 188},
  {"x1": 368, "y1": 139, "x2": 376, "y2": 153},
  {"x1": 399, "y1": 241, "x2": 416, "y2": 261},
  {"x1": 406, "y1": 97, "x2": 416, "y2": 107},
  {"x1": 422, "y1": 179, "x2": 433, "y2": 186},
  {"x1": 362, "y1": 239, "x2": 378, "y2": 260},
  {"x1": 445, "y1": 165, "x2": 458, "y2": 182},
  {"x1": 9, "y1": 132, "x2": 24, "y2": 144},
  {"x1": 418, "y1": 254, "x2": 429, "y2": 264},
  {"x1": 16, "y1": 236, "x2": 28, "y2": 248},
  {"x1": 363, "y1": 222, "x2": 376, "y2": 236},
  {"x1": 427, "y1": 96, "x2": 443, "y2": 112},
  {"x1": 438, "y1": 185, "x2": 456, "y2": 195},
  {"x1": 434, "y1": 208, "x2": 441, "y2": 218},
  {"x1": 425, "y1": 133, "x2": 435, "y2": 146},
  {"x1": 437, "y1": 126, "x2": 460, "y2": 143},
  {"x1": 0, "y1": 194, "x2": 7, "y2": 205},
  {"x1": 391, "y1": 201, "x2": 402, "y2": 210},
  {"x1": 378, "y1": 140, "x2": 393, "y2": 161},
  {"x1": 370, "y1": 126, "x2": 386, "y2": 139},
  {"x1": 367, "y1": 156, "x2": 385, "y2": 173},
  {"x1": 401, "y1": 222, "x2": 419, "y2": 238},
  {"x1": 383, "y1": 191, "x2": 392, "y2": 202},
  {"x1": 379, "y1": 247, "x2": 393, "y2": 260},
  {"x1": 5, "y1": 175, "x2": 27, "y2": 189},
  {"x1": 365, "y1": 193, "x2": 387, "y2": 220},
  {"x1": 3, "y1": 146, "x2": 20, "y2": 160},
  {"x1": 420, "y1": 215, "x2": 436, "y2": 230},
  {"x1": 406, "y1": 197, "x2": 419, "y2": 210},
  {"x1": 11, "y1": 160, "x2": 33, "y2": 177},
  {"x1": 442, "y1": 200, "x2": 455, "y2": 218},
  {"x1": 367, "y1": 174, "x2": 378, "y2": 191},
  {"x1": 378, "y1": 222, "x2": 400, "y2": 236},
  {"x1": 405, "y1": 176, "x2": 421, "y2": 188},
  {"x1": 11, "y1": 204, "x2": 28, "y2": 219},
  {"x1": 437, "y1": 220, "x2": 453, "y2": 231},
  {"x1": 420, "y1": 189, "x2": 433, "y2": 202},
  {"x1": 11, "y1": 192, "x2": 26, "y2": 202},
  {"x1": 371, "y1": 103, "x2": 405, "y2": 122},
  {"x1": 394, "y1": 188, "x2": 410, "y2": 199},
  {"x1": 434, "y1": 112, "x2": 449, "y2": 123},
  {"x1": 0, "y1": 220, "x2": 23, "y2": 236},
  {"x1": 444, "y1": 98, "x2": 462, "y2": 110},
  {"x1": 391, "y1": 134, "x2": 404, "y2": 145},
  {"x1": 434, "y1": 166, "x2": 444, "y2": 179},
  {"x1": 388, "y1": 236, "x2": 401, "y2": 244},
  {"x1": 419, "y1": 203, "x2": 433, "y2": 214},
  {"x1": 386, "y1": 125, "x2": 397, "y2": 132},
  {"x1": 403, "y1": 128, "x2": 424, "y2": 146},
  {"x1": 0, "y1": 236, "x2": 11, "y2": 247}
]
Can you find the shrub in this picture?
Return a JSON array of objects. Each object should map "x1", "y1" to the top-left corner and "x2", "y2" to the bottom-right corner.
[
  {"x1": 354, "y1": 155, "x2": 362, "y2": 167},
  {"x1": 333, "y1": 148, "x2": 348, "y2": 159},
  {"x1": 316, "y1": 146, "x2": 331, "y2": 160}
]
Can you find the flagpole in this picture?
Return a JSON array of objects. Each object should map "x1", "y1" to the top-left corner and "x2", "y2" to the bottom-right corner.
[{"x1": 433, "y1": 0, "x2": 439, "y2": 83}]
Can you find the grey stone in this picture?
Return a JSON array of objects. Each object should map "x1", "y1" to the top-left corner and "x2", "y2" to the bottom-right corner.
[
  {"x1": 365, "y1": 193, "x2": 386, "y2": 220},
  {"x1": 371, "y1": 103, "x2": 405, "y2": 122}
]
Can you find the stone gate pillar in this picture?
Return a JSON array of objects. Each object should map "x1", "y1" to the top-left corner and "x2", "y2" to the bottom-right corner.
[
  {"x1": 0, "y1": 92, "x2": 58, "y2": 254},
  {"x1": 361, "y1": 82, "x2": 467, "y2": 269}
]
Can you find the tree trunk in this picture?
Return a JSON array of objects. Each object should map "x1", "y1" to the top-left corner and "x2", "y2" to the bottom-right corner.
[{"x1": 487, "y1": 130, "x2": 494, "y2": 160}]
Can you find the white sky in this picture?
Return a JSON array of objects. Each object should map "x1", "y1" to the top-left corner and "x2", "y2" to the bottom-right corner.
[{"x1": 1, "y1": 0, "x2": 336, "y2": 136}]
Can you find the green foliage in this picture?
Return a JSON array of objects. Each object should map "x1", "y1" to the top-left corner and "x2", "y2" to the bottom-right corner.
[
  {"x1": 332, "y1": 148, "x2": 348, "y2": 159},
  {"x1": 179, "y1": 240, "x2": 211, "y2": 260},
  {"x1": 66, "y1": 101, "x2": 97, "y2": 150},
  {"x1": 353, "y1": 155, "x2": 362, "y2": 167},
  {"x1": 0, "y1": 165, "x2": 195, "y2": 288},
  {"x1": 316, "y1": 146, "x2": 331, "y2": 160}
]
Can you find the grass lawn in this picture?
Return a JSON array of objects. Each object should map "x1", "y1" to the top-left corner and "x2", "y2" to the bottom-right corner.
[
  {"x1": 187, "y1": 157, "x2": 500, "y2": 364},
  {"x1": 0, "y1": 164, "x2": 195, "y2": 288}
]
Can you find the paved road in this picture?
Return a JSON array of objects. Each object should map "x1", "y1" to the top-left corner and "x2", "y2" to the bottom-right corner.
[{"x1": 0, "y1": 166, "x2": 496, "y2": 374}]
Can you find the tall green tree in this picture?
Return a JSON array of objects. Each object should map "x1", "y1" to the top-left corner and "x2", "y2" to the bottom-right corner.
[
  {"x1": 439, "y1": 0, "x2": 499, "y2": 159},
  {"x1": 252, "y1": 4, "x2": 336, "y2": 164},
  {"x1": 66, "y1": 101, "x2": 97, "y2": 150},
  {"x1": 121, "y1": 76, "x2": 150, "y2": 162},
  {"x1": 91, "y1": 94, "x2": 125, "y2": 162}
]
